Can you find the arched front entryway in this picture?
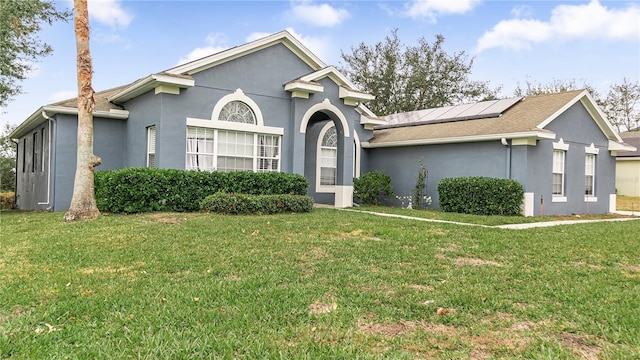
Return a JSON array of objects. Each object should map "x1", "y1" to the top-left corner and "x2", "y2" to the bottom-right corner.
[{"x1": 300, "y1": 99, "x2": 354, "y2": 207}]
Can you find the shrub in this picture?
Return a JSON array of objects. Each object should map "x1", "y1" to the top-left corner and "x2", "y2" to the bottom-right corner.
[
  {"x1": 353, "y1": 170, "x2": 393, "y2": 205},
  {"x1": 0, "y1": 192, "x2": 15, "y2": 210},
  {"x1": 437, "y1": 176, "x2": 524, "y2": 216},
  {"x1": 200, "y1": 192, "x2": 314, "y2": 215},
  {"x1": 95, "y1": 168, "x2": 309, "y2": 213}
]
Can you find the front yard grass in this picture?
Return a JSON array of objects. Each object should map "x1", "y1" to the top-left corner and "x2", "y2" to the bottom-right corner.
[{"x1": 1, "y1": 209, "x2": 639, "y2": 358}]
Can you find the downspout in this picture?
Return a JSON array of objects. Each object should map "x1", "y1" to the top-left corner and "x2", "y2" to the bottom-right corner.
[
  {"x1": 11, "y1": 139, "x2": 18, "y2": 209},
  {"x1": 38, "y1": 111, "x2": 53, "y2": 209},
  {"x1": 501, "y1": 137, "x2": 511, "y2": 179}
]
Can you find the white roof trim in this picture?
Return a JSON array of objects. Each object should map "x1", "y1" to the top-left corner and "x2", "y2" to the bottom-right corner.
[
  {"x1": 339, "y1": 86, "x2": 375, "y2": 102},
  {"x1": 609, "y1": 140, "x2": 637, "y2": 152},
  {"x1": 167, "y1": 30, "x2": 327, "y2": 75},
  {"x1": 10, "y1": 106, "x2": 130, "y2": 139},
  {"x1": 284, "y1": 80, "x2": 324, "y2": 94},
  {"x1": 108, "y1": 74, "x2": 195, "y2": 103},
  {"x1": 362, "y1": 131, "x2": 556, "y2": 148}
]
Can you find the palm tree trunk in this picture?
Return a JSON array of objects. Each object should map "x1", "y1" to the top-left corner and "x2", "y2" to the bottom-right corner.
[{"x1": 64, "y1": 0, "x2": 101, "y2": 221}]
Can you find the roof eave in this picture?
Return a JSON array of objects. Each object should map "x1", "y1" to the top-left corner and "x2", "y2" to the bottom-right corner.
[
  {"x1": 609, "y1": 140, "x2": 637, "y2": 152},
  {"x1": 10, "y1": 105, "x2": 130, "y2": 139},
  {"x1": 363, "y1": 131, "x2": 556, "y2": 148},
  {"x1": 108, "y1": 74, "x2": 195, "y2": 103}
]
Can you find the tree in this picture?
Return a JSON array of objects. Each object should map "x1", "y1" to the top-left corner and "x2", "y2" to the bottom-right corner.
[
  {"x1": 513, "y1": 78, "x2": 600, "y2": 99},
  {"x1": 0, "y1": 0, "x2": 71, "y2": 108},
  {"x1": 340, "y1": 29, "x2": 498, "y2": 116},
  {"x1": 64, "y1": 0, "x2": 101, "y2": 221},
  {"x1": 0, "y1": 123, "x2": 17, "y2": 192},
  {"x1": 600, "y1": 78, "x2": 640, "y2": 133}
]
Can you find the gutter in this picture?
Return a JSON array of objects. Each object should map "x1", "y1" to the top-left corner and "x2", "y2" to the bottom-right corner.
[{"x1": 361, "y1": 131, "x2": 556, "y2": 148}]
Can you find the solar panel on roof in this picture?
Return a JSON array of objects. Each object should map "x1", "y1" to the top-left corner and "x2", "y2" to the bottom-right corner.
[{"x1": 378, "y1": 96, "x2": 523, "y2": 129}]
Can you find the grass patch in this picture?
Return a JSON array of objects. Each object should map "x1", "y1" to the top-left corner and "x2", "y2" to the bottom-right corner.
[
  {"x1": 1, "y1": 209, "x2": 639, "y2": 358},
  {"x1": 618, "y1": 195, "x2": 640, "y2": 212}
]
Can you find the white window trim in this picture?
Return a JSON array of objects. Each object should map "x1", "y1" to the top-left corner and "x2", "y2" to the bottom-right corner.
[
  {"x1": 552, "y1": 139, "x2": 569, "y2": 202},
  {"x1": 353, "y1": 131, "x2": 361, "y2": 179},
  {"x1": 211, "y1": 89, "x2": 264, "y2": 126},
  {"x1": 186, "y1": 126, "x2": 281, "y2": 173},
  {"x1": 147, "y1": 126, "x2": 156, "y2": 167},
  {"x1": 187, "y1": 118, "x2": 283, "y2": 135},
  {"x1": 584, "y1": 150, "x2": 597, "y2": 202},
  {"x1": 316, "y1": 122, "x2": 337, "y2": 193}
]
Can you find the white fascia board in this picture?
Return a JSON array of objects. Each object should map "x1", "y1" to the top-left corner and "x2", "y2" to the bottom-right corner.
[
  {"x1": 284, "y1": 80, "x2": 324, "y2": 94},
  {"x1": 167, "y1": 30, "x2": 326, "y2": 76},
  {"x1": 536, "y1": 90, "x2": 586, "y2": 129},
  {"x1": 108, "y1": 74, "x2": 194, "y2": 103},
  {"x1": 10, "y1": 106, "x2": 129, "y2": 139},
  {"x1": 339, "y1": 86, "x2": 375, "y2": 102},
  {"x1": 300, "y1": 66, "x2": 367, "y2": 94},
  {"x1": 616, "y1": 157, "x2": 640, "y2": 161},
  {"x1": 10, "y1": 106, "x2": 46, "y2": 139},
  {"x1": 609, "y1": 140, "x2": 637, "y2": 152},
  {"x1": 362, "y1": 131, "x2": 556, "y2": 148}
]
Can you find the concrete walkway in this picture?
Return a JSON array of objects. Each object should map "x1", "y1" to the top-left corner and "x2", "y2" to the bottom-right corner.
[{"x1": 334, "y1": 208, "x2": 640, "y2": 230}]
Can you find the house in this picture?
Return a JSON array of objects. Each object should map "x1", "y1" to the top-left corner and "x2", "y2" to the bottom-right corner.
[
  {"x1": 364, "y1": 89, "x2": 635, "y2": 216},
  {"x1": 616, "y1": 130, "x2": 640, "y2": 196},
  {"x1": 10, "y1": 30, "x2": 635, "y2": 215}
]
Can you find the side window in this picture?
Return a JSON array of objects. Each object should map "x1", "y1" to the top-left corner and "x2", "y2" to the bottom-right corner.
[
  {"x1": 147, "y1": 126, "x2": 156, "y2": 168},
  {"x1": 319, "y1": 124, "x2": 337, "y2": 187},
  {"x1": 552, "y1": 149, "x2": 565, "y2": 197}
]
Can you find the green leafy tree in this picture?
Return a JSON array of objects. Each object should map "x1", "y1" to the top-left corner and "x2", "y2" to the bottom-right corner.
[
  {"x1": 340, "y1": 29, "x2": 499, "y2": 116},
  {"x1": 0, "y1": 0, "x2": 71, "y2": 107},
  {"x1": 0, "y1": 123, "x2": 17, "y2": 192}
]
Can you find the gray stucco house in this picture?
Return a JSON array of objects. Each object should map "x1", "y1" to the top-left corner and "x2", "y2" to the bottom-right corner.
[{"x1": 10, "y1": 30, "x2": 635, "y2": 216}]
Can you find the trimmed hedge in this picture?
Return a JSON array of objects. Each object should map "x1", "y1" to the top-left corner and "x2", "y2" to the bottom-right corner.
[
  {"x1": 95, "y1": 168, "x2": 309, "y2": 213},
  {"x1": 200, "y1": 192, "x2": 314, "y2": 215},
  {"x1": 437, "y1": 176, "x2": 524, "y2": 216},
  {"x1": 353, "y1": 170, "x2": 393, "y2": 205}
]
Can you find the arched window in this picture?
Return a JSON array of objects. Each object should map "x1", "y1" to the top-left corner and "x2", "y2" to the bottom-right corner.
[
  {"x1": 319, "y1": 124, "x2": 337, "y2": 187},
  {"x1": 218, "y1": 101, "x2": 256, "y2": 124}
]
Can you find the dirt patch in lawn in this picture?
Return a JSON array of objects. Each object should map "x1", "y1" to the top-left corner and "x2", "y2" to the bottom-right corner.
[
  {"x1": 453, "y1": 257, "x2": 503, "y2": 267},
  {"x1": 560, "y1": 333, "x2": 602, "y2": 360}
]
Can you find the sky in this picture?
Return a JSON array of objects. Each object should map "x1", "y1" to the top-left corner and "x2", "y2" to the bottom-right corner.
[{"x1": 2, "y1": 0, "x2": 639, "y2": 127}]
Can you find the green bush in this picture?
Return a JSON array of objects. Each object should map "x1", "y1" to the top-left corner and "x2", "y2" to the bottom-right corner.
[
  {"x1": 353, "y1": 170, "x2": 393, "y2": 205},
  {"x1": 200, "y1": 192, "x2": 314, "y2": 215},
  {"x1": 437, "y1": 176, "x2": 524, "y2": 216},
  {"x1": 95, "y1": 168, "x2": 309, "y2": 213},
  {"x1": 1, "y1": 192, "x2": 15, "y2": 210}
]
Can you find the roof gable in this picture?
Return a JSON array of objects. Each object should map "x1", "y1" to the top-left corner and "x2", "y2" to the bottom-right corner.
[{"x1": 166, "y1": 30, "x2": 327, "y2": 76}]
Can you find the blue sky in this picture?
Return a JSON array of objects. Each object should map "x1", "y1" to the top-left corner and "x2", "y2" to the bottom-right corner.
[{"x1": 2, "y1": 0, "x2": 639, "y2": 126}]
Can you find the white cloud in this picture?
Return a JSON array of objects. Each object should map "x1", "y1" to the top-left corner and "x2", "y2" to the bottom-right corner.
[
  {"x1": 477, "y1": 0, "x2": 640, "y2": 53},
  {"x1": 88, "y1": 0, "x2": 133, "y2": 28},
  {"x1": 176, "y1": 33, "x2": 229, "y2": 66},
  {"x1": 247, "y1": 27, "x2": 331, "y2": 63},
  {"x1": 288, "y1": 1, "x2": 350, "y2": 27},
  {"x1": 49, "y1": 90, "x2": 77, "y2": 102},
  {"x1": 405, "y1": 0, "x2": 481, "y2": 22}
]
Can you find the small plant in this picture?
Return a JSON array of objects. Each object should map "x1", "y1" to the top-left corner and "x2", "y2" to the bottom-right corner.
[
  {"x1": 396, "y1": 195, "x2": 431, "y2": 209},
  {"x1": 353, "y1": 170, "x2": 393, "y2": 205},
  {"x1": 412, "y1": 157, "x2": 429, "y2": 209}
]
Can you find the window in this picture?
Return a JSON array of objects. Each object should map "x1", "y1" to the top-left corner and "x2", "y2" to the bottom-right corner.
[
  {"x1": 147, "y1": 126, "x2": 156, "y2": 168},
  {"x1": 32, "y1": 132, "x2": 37, "y2": 173},
  {"x1": 584, "y1": 154, "x2": 595, "y2": 197},
  {"x1": 258, "y1": 134, "x2": 279, "y2": 172},
  {"x1": 552, "y1": 149, "x2": 565, "y2": 197},
  {"x1": 22, "y1": 139, "x2": 26, "y2": 173},
  {"x1": 186, "y1": 127, "x2": 215, "y2": 171},
  {"x1": 319, "y1": 125, "x2": 337, "y2": 187},
  {"x1": 186, "y1": 127, "x2": 280, "y2": 172},
  {"x1": 40, "y1": 128, "x2": 45, "y2": 172},
  {"x1": 219, "y1": 101, "x2": 256, "y2": 124}
]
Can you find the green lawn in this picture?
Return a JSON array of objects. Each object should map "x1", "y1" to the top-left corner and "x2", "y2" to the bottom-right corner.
[{"x1": 1, "y1": 209, "x2": 639, "y2": 359}]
